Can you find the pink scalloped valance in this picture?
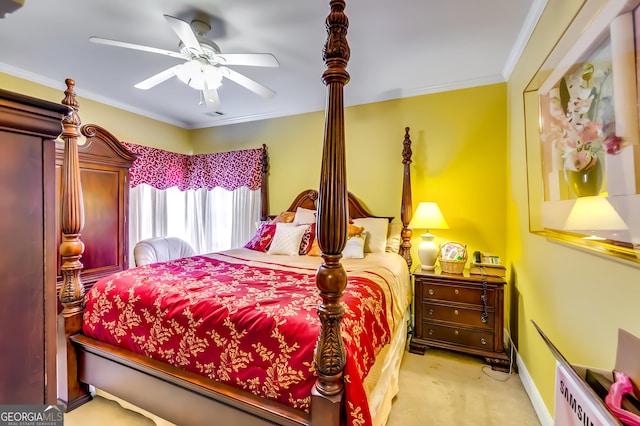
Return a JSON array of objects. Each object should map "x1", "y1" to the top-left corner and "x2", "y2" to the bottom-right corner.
[{"x1": 123, "y1": 143, "x2": 263, "y2": 191}]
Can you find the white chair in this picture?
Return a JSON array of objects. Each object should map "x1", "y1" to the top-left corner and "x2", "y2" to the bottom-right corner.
[{"x1": 133, "y1": 237, "x2": 196, "y2": 267}]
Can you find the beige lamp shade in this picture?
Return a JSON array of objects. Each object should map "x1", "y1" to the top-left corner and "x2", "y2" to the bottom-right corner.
[
  {"x1": 409, "y1": 202, "x2": 449, "y2": 270},
  {"x1": 563, "y1": 196, "x2": 627, "y2": 239},
  {"x1": 408, "y1": 202, "x2": 449, "y2": 231}
]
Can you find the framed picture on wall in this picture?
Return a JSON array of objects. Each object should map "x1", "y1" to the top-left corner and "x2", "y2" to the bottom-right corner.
[{"x1": 524, "y1": 0, "x2": 640, "y2": 264}]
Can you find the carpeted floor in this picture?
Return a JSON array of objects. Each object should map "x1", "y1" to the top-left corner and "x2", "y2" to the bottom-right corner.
[
  {"x1": 64, "y1": 348, "x2": 541, "y2": 425},
  {"x1": 387, "y1": 349, "x2": 540, "y2": 425}
]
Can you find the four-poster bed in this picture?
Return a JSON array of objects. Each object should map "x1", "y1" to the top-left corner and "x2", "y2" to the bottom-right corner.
[{"x1": 57, "y1": 1, "x2": 415, "y2": 425}]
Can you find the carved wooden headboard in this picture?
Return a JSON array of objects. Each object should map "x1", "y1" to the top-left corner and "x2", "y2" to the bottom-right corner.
[
  {"x1": 283, "y1": 189, "x2": 393, "y2": 221},
  {"x1": 54, "y1": 124, "x2": 137, "y2": 298}
]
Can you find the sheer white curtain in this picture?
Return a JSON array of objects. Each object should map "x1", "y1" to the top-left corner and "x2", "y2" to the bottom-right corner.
[
  {"x1": 129, "y1": 184, "x2": 260, "y2": 265},
  {"x1": 123, "y1": 143, "x2": 265, "y2": 265}
]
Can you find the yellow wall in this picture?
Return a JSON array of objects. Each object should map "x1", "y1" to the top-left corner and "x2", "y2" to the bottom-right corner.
[
  {"x1": 3, "y1": 73, "x2": 506, "y2": 259},
  {"x1": 0, "y1": 73, "x2": 192, "y2": 153},
  {"x1": 3, "y1": 70, "x2": 507, "y2": 275},
  {"x1": 192, "y1": 83, "x2": 508, "y2": 265},
  {"x1": 508, "y1": 0, "x2": 640, "y2": 418}
]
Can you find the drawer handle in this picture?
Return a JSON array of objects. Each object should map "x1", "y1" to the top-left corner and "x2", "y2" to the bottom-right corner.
[
  {"x1": 454, "y1": 330, "x2": 459, "y2": 336},
  {"x1": 454, "y1": 289, "x2": 459, "y2": 295},
  {"x1": 480, "y1": 337, "x2": 487, "y2": 345},
  {"x1": 428, "y1": 309, "x2": 434, "y2": 316},
  {"x1": 428, "y1": 288, "x2": 434, "y2": 295},
  {"x1": 454, "y1": 309, "x2": 459, "y2": 315},
  {"x1": 428, "y1": 329, "x2": 434, "y2": 336}
]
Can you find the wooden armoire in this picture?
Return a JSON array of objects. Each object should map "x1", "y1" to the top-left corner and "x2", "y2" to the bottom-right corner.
[
  {"x1": 0, "y1": 89, "x2": 69, "y2": 404},
  {"x1": 55, "y1": 124, "x2": 137, "y2": 301}
]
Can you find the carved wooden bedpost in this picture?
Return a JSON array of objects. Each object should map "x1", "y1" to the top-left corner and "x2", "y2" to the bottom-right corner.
[
  {"x1": 312, "y1": 1, "x2": 350, "y2": 425},
  {"x1": 400, "y1": 127, "x2": 413, "y2": 268},
  {"x1": 57, "y1": 79, "x2": 91, "y2": 409},
  {"x1": 260, "y1": 143, "x2": 269, "y2": 222}
]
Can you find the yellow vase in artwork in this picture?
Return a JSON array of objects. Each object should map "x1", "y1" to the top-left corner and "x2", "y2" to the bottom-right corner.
[{"x1": 565, "y1": 161, "x2": 603, "y2": 197}]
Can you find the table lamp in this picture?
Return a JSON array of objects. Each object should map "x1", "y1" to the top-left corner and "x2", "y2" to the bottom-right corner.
[
  {"x1": 409, "y1": 202, "x2": 449, "y2": 270},
  {"x1": 563, "y1": 196, "x2": 627, "y2": 240}
]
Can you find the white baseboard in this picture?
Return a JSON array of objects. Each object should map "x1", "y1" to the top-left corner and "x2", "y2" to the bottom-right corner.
[
  {"x1": 516, "y1": 351, "x2": 554, "y2": 426},
  {"x1": 504, "y1": 329, "x2": 553, "y2": 426}
]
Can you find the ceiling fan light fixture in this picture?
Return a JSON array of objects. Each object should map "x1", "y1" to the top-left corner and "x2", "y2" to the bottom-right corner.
[
  {"x1": 175, "y1": 60, "x2": 223, "y2": 91},
  {"x1": 91, "y1": 14, "x2": 277, "y2": 107}
]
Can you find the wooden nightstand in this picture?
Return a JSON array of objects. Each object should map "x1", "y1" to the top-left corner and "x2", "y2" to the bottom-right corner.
[{"x1": 409, "y1": 268, "x2": 510, "y2": 372}]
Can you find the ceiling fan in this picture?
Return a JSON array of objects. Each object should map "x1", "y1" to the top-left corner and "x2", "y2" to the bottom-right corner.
[{"x1": 89, "y1": 14, "x2": 279, "y2": 111}]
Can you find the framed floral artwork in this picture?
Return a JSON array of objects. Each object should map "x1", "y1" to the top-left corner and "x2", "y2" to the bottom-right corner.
[
  {"x1": 524, "y1": 0, "x2": 640, "y2": 264},
  {"x1": 539, "y1": 44, "x2": 614, "y2": 201}
]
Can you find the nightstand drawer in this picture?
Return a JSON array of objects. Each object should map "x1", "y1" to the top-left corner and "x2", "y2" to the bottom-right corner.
[
  {"x1": 411, "y1": 269, "x2": 508, "y2": 370},
  {"x1": 421, "y1": 282, "x2": 495, "y2": 307},
  {"x1": 423, "y1": 302, "x2": 494, "y2": 329},
  {"x1": 422, "y1": 322, "x2": 495, "y2": 351}
]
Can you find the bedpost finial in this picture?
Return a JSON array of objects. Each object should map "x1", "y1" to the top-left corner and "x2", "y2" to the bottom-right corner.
[
  {"x1": 260, "y1": 144, "x2": 268, "y2": 174},
  {"x1": 61, "y1": 78, "x2": 81, "y2": 140},
  {"x1": 402, "y1": 127, "x2": 412, "y2": 166},
  {"x1": 322, "y1": 0, "x2": 350, "y2": 86},
  {"x1": 63, "y1": 78, "x2": 79, "y2": 110}
]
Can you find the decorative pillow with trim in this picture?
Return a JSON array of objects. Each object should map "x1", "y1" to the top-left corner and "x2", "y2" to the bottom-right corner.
[
  {"x1": 307, "y1": 238, "x2": 321, "y2": 256},
  {"x1": 299, "y1": 224, "x2": 316, "y2": 255},
  {"x1": 307, "y1": 223, "x2": 364, "y2": 256},
  {"x1": 352, "y1": 217, "x2": 388, "y2": 253},
  {"x1": 348, "y1": 223, "x2": 364, "y2": 237},
  {"x1": 343, "y1": 235, "x2": 365, "y2": 259},
  {"x1": 293, "y1": 207, "x2": 316, "y2": 225},
  {"x1": 268, "y1": 223, "x2": 308, "y2": 256},
  {"x1": 385, "y1": 222, "x2": 402, "y2": 253},
  {"x1": 271, "y1": 211, "x2": 295, "y2": 224},
  {"x1": 244, "y1": 223, "x2": 277, "y2": 252}
]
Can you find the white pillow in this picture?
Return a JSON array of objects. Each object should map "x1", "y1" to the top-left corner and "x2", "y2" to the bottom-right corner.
[
  {"x1": 352, "y1": 217, "x2": 389, "y2": 253},
  {"x1": 342, "y1": 235, "x2": 365, "y2": 259},
  {"x1": 293, "y1": 207, "x2": 316, "y2": 225},
  {"x1": 386, "y1": 222, "x2": 402, "y2": 253},
  {"x1": 268, "y1": 223, "x2": 307, "y2": 255}
]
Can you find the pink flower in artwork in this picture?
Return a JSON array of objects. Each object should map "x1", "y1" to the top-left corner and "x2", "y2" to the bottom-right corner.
[
  {"x1": 603, "y1": 135, "x2": 625, "y2": 155},
  {"x1": 541, "y1": 62, "x2": 621, "y2": 172}
]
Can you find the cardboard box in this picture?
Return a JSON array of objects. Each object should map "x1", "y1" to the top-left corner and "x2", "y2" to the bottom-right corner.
[{"x1": 532, "y1": 322, "x2": 640, "y2": 425}]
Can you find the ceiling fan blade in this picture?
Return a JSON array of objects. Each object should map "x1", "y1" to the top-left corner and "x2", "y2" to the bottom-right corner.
[
  {"x1": 134, "y1": 65, "x2": 181, "y2": 90},
  {"x1": 202, "y1": 88, "x2": 221, "y2": 110},
  {"x1": 89, "y1": 36, "x2": 184, "y2": 60},
  {"x1": 164, "y1": 14, "x2": 201, "y2": 54},
  {"x1": 214, "y1": 53, "x2": 279, "y2": 68},
  {"x1": 219, "y1": 67, "x2": 276, "y2": 98}
]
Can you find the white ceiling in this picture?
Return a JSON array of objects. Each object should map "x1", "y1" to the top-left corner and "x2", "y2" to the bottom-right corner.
[{"x1": 0, "y1": 0, "x2": 544, "y2": 129}]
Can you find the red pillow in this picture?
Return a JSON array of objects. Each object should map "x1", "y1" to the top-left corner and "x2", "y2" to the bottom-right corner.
[
  {"x1": 245, "y1": 223, "x2": 277, "y2": 252},
  {"x1": 299, "y1": 224, "x2": 316, "y2": 255}
]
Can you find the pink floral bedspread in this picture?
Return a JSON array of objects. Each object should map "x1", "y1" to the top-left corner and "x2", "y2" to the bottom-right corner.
[{"x1": 83, "y1": 252, "x2": 396, "y2": 425}]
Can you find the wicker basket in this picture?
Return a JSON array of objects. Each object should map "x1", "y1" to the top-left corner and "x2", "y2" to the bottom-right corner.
[
  {"x1": 438, "y1": 255, "x2": 467, "y2": 274},
  {"x1": 438, "y1": 241, "x2": 467, "y2": 274}
]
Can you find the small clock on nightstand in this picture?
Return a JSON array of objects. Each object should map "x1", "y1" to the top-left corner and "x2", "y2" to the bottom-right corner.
[{"x1": 409, "y1": 267, "x2": 510, "y2": 372}]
